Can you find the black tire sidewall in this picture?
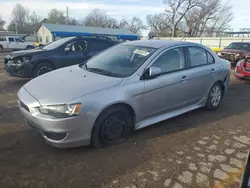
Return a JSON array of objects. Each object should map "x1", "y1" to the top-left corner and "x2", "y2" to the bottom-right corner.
[
  {"x1": 33, "y1": 62, "x2": 54, "y2": 78},
  {"x1": 205, "y1": 83, "x2": 222, "y2": 110},
  {"x1": 91, "y1": 106, "x2": 132, "y2": 148}
]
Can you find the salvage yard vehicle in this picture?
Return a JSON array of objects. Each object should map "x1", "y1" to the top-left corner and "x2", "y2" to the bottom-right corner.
[
  {"x1": 4, "y1": 36, "x2": 118, "y2": 78},
  {"x1": 17, "y1": 40, "x2": 231, "y2": 148},
  {"x1": 0, "y1": 36, "x2": 35, "y2": 51},
  {"x1": 219, "y1": 42, "x2": 250, "y2": 64},
  {"x1": 235, "y1": 56, "x2": 250, "y2": 80}
]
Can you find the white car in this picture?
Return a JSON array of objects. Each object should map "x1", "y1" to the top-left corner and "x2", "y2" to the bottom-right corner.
[{"x1": 0, "y1": 36, "x2": 35, "y2": 51}]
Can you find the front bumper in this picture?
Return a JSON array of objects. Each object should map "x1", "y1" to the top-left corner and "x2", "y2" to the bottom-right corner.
[
  {"x1": 17, "y1": 87, "x2": 92, "y2": 148},
  {"x1": 4, "y1": 60, "x2": 33, "y2": 78},
  {"x1": 234, "y1": 66, "x2": 250, "y2": 80},
  {"x1": 220, "y1": 54, "x2": 242, "y2": 64}
]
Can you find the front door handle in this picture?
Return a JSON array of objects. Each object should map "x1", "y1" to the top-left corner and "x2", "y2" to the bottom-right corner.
[{"x1": 181, "y1": 75, "x2": 188, "y2": 81}]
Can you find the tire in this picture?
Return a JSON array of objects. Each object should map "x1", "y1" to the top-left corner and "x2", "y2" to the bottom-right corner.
[
  {"x1": 0, "y1": 45, "x2": 3, "y2": 51},
  {"x1": 26, "y1": 45, "x2": 34, "y2": 50},
  {"x1": 91, "y1": 106, "x2": 133, "y2": 148},
  {"x1": 205, "y1": 83, "x2": 223, "y2": 110},
  {"x1": 33, "y1": 62, "x2": 54, "y2": 78}
]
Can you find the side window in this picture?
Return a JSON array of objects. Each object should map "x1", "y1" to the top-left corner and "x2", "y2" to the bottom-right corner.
[
  {"x1": 68, "y1": 40, "x2": 88, "y2": 52},
  {"x1": 153, "y1": 48, "x2": 185, "y2": 74},
  {"x1": 0, "y1": 37, "x2": 5, "y2": 41},
  {"x1": 207, "y1": 52, "x2": 215, "y2": 64},
  {"x1": 15, "y1": 38, "x2": 24, "y2": 43},
  {"x1": 187, "y1": 47, "x2": 207, "y2": 67},
  {"x1": 9, "y1": 37, "x2": 14, "y2": 42},
  {"x1": 89, "y1": 40, "x2": 114, "y2": 53}
]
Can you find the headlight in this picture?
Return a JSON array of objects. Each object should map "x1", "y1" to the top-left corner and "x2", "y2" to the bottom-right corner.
[
  {"x1": 38, "y1": 103, "x2": 82, "y2": 118},
  {"x1": 14, "y1": 56, "x2": 32, "y2": 64}
]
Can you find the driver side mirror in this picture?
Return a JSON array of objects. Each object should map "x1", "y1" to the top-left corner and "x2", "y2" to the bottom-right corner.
[
  {"x1": 149, "y1": 66, "x2": 162, "y2": 77},
  {"x1": 142, "y1": 66, "x2": 162, "y2": 80},
  {"x1": 64, "y1": 46, "x2": 71, "y2": 52}
]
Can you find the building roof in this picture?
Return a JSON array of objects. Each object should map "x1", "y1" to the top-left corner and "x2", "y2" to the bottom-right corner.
[
  {"x1": 41, "y1": 23, "x2": 138, "y2": 40},
  {"x1": 125, "y1": 39, "x2": 198, "y2": 48}
]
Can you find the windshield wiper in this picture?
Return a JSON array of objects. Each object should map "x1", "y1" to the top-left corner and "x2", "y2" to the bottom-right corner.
[{"x1": 86, "y1": 67, "x2": 121, "y2": 77}]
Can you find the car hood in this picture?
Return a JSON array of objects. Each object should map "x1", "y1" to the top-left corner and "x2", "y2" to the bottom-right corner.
[
  {"x1": 9, "y1": 49, "x2": 44, "y2": 58},
  {"x1": 23, "y1": 65, "x2": 123, "y2": 105}
]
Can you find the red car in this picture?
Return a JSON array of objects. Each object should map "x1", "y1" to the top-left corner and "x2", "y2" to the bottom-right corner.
[{"x1": 235, "y1": 56, "x2": 250, "y2": 80}]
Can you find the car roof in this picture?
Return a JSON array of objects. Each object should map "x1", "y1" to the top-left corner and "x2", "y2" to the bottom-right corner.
[
  {"x1": 230, "y1": 42, "x2": 250, "y2": 44},
  {"x1": 124, "y1": 40, "x2": 199, "y2": 49}
]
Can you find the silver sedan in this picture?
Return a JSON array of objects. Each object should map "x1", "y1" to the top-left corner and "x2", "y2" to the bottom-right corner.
[{"x1": 17, "y1": 40, "x2": 231, "y2": 148}]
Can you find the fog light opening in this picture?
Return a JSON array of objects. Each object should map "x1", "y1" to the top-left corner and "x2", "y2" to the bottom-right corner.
[{"x1": 44, "y1": 132, "x2": 68, "y2": 141}]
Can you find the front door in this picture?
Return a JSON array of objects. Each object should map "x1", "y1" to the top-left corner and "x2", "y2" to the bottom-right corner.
[
  {"x1": 60, "y1": 39, "x2": 92, "y2": 67},
  {"x1": 142, "y1": 47, "x2": 189, "y2": 119},
  {"x1": 14, "y1": 38, "x2": 26, "y2": 49}
]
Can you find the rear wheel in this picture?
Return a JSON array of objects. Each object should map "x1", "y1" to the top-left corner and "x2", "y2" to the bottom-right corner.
[
  {"x1": 205, "y1": 83, "x2": 223, "y2": 110},
  {"x1": 91, "y1": 106, "x2": 133, "y2": 148},
  {"x1": 26, "y1": 45, "x2": 34, "y2": 50},
  {"x1": 33, "y1": 62, "x2": 54, "y2": 78}
]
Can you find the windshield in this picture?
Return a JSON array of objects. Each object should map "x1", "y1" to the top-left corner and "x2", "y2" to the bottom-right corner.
[
  {"x1": 82, "y1": 44, "x2": 156, "y2": 77},
  {"x1": 42, "y1": 37, "x2": 74, "y2": 50},
  {"x1": 225, "y1": 43, "x2": 250, "y2": 50}
]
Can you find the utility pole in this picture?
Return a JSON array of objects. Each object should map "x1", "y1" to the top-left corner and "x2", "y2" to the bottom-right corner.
[{"x1": 66, "y1": 7, "x2": 69, "y2": 24}]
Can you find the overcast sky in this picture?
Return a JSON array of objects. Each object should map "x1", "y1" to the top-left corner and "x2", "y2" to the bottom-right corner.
[{"x1": 0, "y1": 0, "x2": 250, "y2": 36}]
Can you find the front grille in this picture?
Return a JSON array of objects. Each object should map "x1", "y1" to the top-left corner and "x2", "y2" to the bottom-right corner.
[
  {"x1": 244, "y1": 67, "x2": 250, "y2": 72},
  {"x1": 20, "y1": 100, "x2": 30, "y2": 112}
]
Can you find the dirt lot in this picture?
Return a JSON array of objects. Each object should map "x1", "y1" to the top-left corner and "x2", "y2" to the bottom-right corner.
[{"x1": 1, "y1": 53, "x2": 250, "y2": 188}]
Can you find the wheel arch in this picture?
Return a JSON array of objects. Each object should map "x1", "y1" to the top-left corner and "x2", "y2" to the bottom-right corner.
[
  {"x1": 34, "y1": 59, "x2": 56, "y2": 70},
  {"x1": 97, "y1": 102, "x2": 136, "y2": 125},
  {"x1": 214, "y1": 80, "x2": 225, "y2": 97}
]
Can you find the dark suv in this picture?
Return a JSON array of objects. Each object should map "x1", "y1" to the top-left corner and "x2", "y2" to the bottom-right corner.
[
  {"x1": 220, "y1": 42, "x2": 250, "y2": 64},
  {"x1": 4, "y1": 36, "x2": 118, "y2": 78}
]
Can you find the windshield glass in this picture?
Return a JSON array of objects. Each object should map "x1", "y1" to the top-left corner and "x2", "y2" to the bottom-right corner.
[
  {"x1": 42, "y1": 37, "x2": 74, "y2": 50},
  {"x1": 225, "y1": 43, "x2": 250, "y2": 50},
  {"x1": 82, "y1": 44, "x2": 156, "y2": 77}
]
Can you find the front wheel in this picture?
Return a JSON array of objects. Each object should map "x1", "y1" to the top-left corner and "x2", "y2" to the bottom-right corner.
[
  {"x1": 33, "y1": 62, "x2": 54, "y2": 78},
  {"x1": 91, "y1": 106, "x2": 133, "y2": 148},
  {"x1": 205, "y1": 83, "x2": 223, "y2": 110}
]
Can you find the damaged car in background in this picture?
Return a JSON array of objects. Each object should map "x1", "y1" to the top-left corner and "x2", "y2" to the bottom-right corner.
[
  {"x1": 235, "y1": 55, "x2": 250, "y2": 80},
  {"x1": 219, "y1": 42, "x2": 250, "y2": 65},
  {"x1": 4, "y1": 36, "x2": 118, "y2": 78}
]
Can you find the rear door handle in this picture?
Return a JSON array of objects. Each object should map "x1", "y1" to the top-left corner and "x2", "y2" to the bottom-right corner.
[{"x1": 181, "y1": 75, "x2": 188, "y2": 81}]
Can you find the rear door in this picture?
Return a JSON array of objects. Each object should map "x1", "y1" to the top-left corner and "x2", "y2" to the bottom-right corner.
[
  {"x1": 183, "y1": 46, "x2": 217, "y2": 104},
  {"x1": 8, "y1": 37, "x2": 18, "y2": 49}
]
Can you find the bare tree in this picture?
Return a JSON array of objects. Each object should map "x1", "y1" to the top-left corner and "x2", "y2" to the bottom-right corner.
[
  {"x1": 0, "y1": 14, "x2": 5, "y2": 31},
  {"x1": 29, "y1": 12, "x2": 42, "y2": 34},
  {"x1": 147, "y1": 13, "x2": 172, "y2": 37},
  {"x1": 184, "y1": 0, "x2": 233, "y2": 37},
  {"x1": 46, "y1": 9, "x2": 67, "y2": 24},
  {"x1": 10, "y1": 3, "x2": 30, "y2": 33},
  {"x1": 81, "y1": 9, "x2": 119, "y2": 28},
  {"x1": 119, "y1": 17, "x2": 146, "y2": 35},
  {"x1": 164, "y1": 0, "x2": 201, "y2": 37}
]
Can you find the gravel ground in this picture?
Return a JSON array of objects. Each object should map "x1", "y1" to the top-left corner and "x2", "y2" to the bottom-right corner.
[{"x1": 0, "y1": 54, "x2": 250, "y2": 188}]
